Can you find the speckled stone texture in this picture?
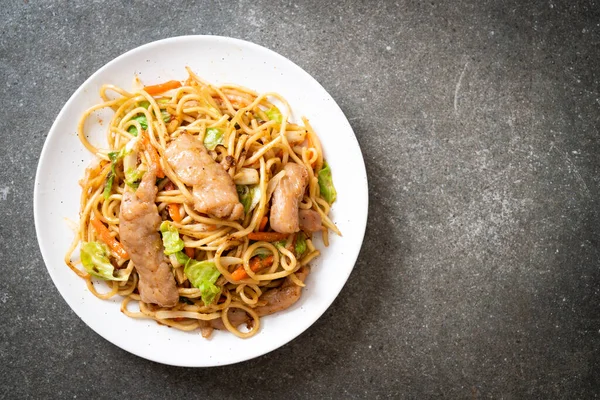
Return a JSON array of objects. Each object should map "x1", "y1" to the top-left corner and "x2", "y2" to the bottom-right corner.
[{"x1": 1, "y1": 0, "x2": 599, "y2": 398}]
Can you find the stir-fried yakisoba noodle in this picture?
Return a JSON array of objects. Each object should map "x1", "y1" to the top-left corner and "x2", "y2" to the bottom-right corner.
[{"x1": 65, "y1": 68, "x2": 340, "y2": 338}]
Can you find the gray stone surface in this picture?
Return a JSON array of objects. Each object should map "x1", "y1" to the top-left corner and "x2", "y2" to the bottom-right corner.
[{"x1": 1, "y1": 0, "x2": 599, "y2": 398}]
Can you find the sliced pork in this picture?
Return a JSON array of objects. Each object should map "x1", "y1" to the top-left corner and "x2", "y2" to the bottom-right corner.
[
  {"x1": 254, "y1": 266, "x2": 310, "y2": 316},
  {"x1": 207, "y1": 308, "x2": 251, "y2": 331},
  {"x1": 270, "y1": 163, "x2": 309, "y2": 233},
  {"x1": 298, "y1": 209, "x2": 322, "y2": 233},
  {"x1": 165, "y1": 133, "x2": 244, "y2": 220},
  {"x1": 120, "y1": 168, "x2": 179, "y2": 308}
]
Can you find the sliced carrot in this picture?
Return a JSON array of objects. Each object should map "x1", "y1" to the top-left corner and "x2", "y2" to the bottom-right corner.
[
  {"x1": 91, "y1": 218, "x2": 129, "y2": 260},
  {"x1": 168, "y1": 203, "x2": 183, "y2": 222},
  {"x1": 144, "y1": 80, "x2": 182, "y2": 96},
  {"x1": 231, "y1": 255, "x2": 274, "y2": 281},
  {"x1": 247, "y1": 231, "x2": 289, "y2": 242},
  {"x1": 141, "y1": 134, "x2": 165, "y2": 178},
  {"x1": 163, "y1": 181, "x2": 182, "y2": 221},
  {"x1": 184, "y1": 247, "x2": 195, "y2": 258},
  {"x1": 259, "y1": 216, "x2": 268, "y2": 232}
]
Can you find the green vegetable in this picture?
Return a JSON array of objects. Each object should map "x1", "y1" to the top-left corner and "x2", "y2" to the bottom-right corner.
[
  {"x1": 272, "y1": 235, "x2": 305, "y2": 256},
  {"x1": 167, "y1": 242, "x2": 223, "y2": 305},
  {"x1": 108, "y1": 151, "x2": 122, "y2": 164},
  {"x1": 184, "y1": 259, "x2": 221, "y2": 306},
  {"x1": 317, "y1": 161, "x2": 337, "y2": 204},
  {"x1": 142, "y1": 99, "x2": 171, "y2": 120},
  {"x1": 80, "y1": 242, "x2": 130, "y2": 281},
  {"x1": 174, "y1": 251, "x2": 190, "y2": 266},
  {"x1": 236, "y1": 185, "x2": 261, "y2": 214},
  {"x1": 161, "y1": 110, "x2": 171, "y2": 123},
  {"x1": 103, "y1": 173, "x2": 114, "y2": 199},
  {"x1": 159, "y1": 221, "x2": 185, "y2": 255},
  {"x1": 125, "y1": 168, "x2": 145, "y2": 189},
  {"x1": 203, "y1": 127, "x2": 224, "y2": 150},
  {"x1": 273, "y1": 240, "x2": 287, "y2": 249},
  {"x1": 252, "y1": 248, "x2": 272, "y2": 260},
  {"x1": 265, "y1": 107, "x2": 283, "y2": 124},
  {"x1": 127, "y1": 108, "x2": 170, "y2": 136},
  {"x1": 103, "y1": 149, "x2": 126, "y2": 199},
  {"x1": 295, "y1": 232, "x2": 307, "y2": 257},
  {"x1": 127, "y1": 115, "x2": 148, "y2": 136}
]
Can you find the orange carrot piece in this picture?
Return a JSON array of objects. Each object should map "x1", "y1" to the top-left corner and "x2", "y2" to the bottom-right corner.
[
  {"x1": 141, "y1": 134, "x2": 165, "y2": 178},
  {"x1": 184, "y1": 247, "x2": 195, "y2": 258},
  {"x1": 144, "y1": 80, "x2": 182, "y2": 96},
  {"x1": 91, "y1": 218, "x2": 129, "y2": 260},
  {"x1": 259, "y1": 216, "x2": 268, "y2": 231},
  {"x1": 231, "y1": 255, "x2": 274, "y2": 281},
  {"x1": 247, "y1": 231, "x2": 289, "y2": 242},
  {"x1": 164, "y1": 182, "x2": 182, "y2": 221},
  {"x1": 168, "y1": 203, "x2": 182, "y2": 222}
]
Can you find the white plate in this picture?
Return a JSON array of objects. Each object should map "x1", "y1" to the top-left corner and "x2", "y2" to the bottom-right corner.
[{"x1": 34, "y1": 36, "x2": 368, "y2": 367}]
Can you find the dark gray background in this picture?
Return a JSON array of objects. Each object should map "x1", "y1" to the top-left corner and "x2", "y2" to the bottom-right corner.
[{"x1": 1, "y1": 0, "x2": 599, "y2": 398}]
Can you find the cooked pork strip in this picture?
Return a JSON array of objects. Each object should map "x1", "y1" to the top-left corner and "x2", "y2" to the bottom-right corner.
[
  {"x1": 165, "y1": 134, "x2": 244, "y2": 220},
  {"x1": 206, "y1": 308, "x2": 251, "y2": 331},
  {"x1": 270, "y1": 163, "x2": 309, "y2": 233},
  {"x1": 254, "y1": 266, "x2": 310, "y2": 316},
  {"x1": 298, "y1": 209, "x2": 322, "y2": 233},
  {"x1": 120, "y1": 168, "x2": 179, "y2": 308}
]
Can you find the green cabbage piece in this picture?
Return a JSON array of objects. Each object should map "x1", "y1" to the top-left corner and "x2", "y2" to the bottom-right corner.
[
  {"x1": 127, "y1": 115, "x2": 148, "y2": 136},
  {"x1": 103, "y1": 173, "x2": 114, "y2": 200},
  {"x1": 317, "y1": 161, "x2": 337, "y2": 204},
  {"x1": 273, "y1": 234, "x2": 306, "y2": 257},
  {"x1": 295, "y1": 232, "x2": 307, "y2": 257},
  {"x1": 204, "y1": 127, "x2": 224, "y2": 150},
  {"x1": 125, "y1": 168, "x2": 145, "y2": 189},
  {"x1": 174, "y1": 251, "x2": 190, "y2": 266},
  {"x1": 265, "y1": 107, "x2": 283, "y2": 124},
  {"x1": 80, "y1": 242, "x2": 129, "y2": 281},
  {"x1": 103, "y1": 149, "x2": 127, "y2": 199},
  {"x1": 159, "y1": 221, "x2": 184, "y2": 255},
  {"x1": 273, "y1": 240, "x2": 287, "y2": 249},
  {"x1": 236, "y1": 185, "x2": 261, "y2": 214},
  {"x1": 252, "y1": 247, "x2": 272, "y2": 260},
  {"x1": 184, "y1": 259, "x2": 221, "y2": 306},
  {"x1": 171, "y1": 249, "x2": 222, "y2": 306},
  {"x1": 127, "y1": 106, "x2": 171, "y2": 136}
]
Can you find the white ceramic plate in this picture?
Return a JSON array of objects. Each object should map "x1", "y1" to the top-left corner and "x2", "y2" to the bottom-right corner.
[{"x1": 34, "y1": 36, "x2": 368, "y2": 367}]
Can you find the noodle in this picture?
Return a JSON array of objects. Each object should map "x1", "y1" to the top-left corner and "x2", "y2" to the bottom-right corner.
[{"x1": 66, "y1": 69, "x2": 340, "y2": 338}]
